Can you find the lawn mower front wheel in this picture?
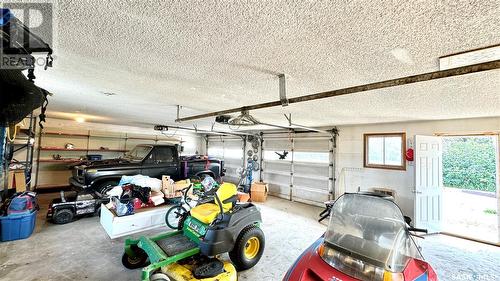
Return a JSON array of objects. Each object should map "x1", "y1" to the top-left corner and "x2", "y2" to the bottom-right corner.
[
  {"x1": 150, "y1": 272, "x2": 171, "y2": 281},
  {"x1": 122, "y1": 246, "x2": 149, "y2": 269}
]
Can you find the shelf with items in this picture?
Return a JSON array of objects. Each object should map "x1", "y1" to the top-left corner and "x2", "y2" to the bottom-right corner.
[
  {"x1": 39, "y1": 147, "x2": 128, "y2": 152},
  {"x1": 35, "y1": 129, "x2": 127, "y2": 190},
  {"x1": 38, "y1": 159, "x2": 84, "y2": 163},
  {"x1": 5, "y1": 115, "x2": 37, "y2": 194},
  {"x1": 41, "y1": 132, "x2": 90, "y2": 138}
]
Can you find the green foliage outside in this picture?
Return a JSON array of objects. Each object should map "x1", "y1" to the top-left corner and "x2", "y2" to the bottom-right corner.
[
  {"x1": 484, "y1": 208, "x2": 497, "y2": 215},
  {"x1": 443, "y1": 136, "x2": 497, "y2": 193}
]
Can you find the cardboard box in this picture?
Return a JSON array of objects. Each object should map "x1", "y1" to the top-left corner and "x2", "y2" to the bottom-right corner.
[
  {"x1": 162, "y1": 176, "x2": 192, "y2": 198},
  {"x1": 250, "y1": 182, "x2": 268, "y2": 202},
  {"x1": 8, "y1": 171, "x2": 26, "y2": 192},
  {"x1": 237, "y1": 192, "x2": 250, "y2": 203}
]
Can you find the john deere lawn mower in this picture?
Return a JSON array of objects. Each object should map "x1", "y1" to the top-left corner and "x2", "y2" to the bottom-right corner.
[{"x1": 122, "y1": 183, "x2": 265, "y2": 281}]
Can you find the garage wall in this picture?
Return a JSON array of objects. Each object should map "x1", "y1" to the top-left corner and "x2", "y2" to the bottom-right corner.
[{"x1": 335, "y1": 116, "x2": 500, "y2": 221}]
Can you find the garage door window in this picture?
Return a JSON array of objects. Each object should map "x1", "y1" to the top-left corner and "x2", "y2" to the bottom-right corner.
[{"x1": 364, "y1": 133, "x2": 406, "y2": 170}]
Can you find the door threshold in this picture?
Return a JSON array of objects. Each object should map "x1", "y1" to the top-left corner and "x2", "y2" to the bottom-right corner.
[{"x1": 434, "y1": 232, "x2": 500, "y2": 247}]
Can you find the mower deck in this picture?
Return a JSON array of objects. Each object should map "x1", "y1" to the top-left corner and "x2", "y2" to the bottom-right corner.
[
  {"x1": 156, "y1": 233, "x2": 198, "y2": 257},
  {"x1": 125, "y1": 231, "x2": 200, "y2": 281}
]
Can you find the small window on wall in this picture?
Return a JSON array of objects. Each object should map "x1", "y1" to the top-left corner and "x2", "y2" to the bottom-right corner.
[{"x1": 364, "y1": 133, "x2": 406, "y2": 170}]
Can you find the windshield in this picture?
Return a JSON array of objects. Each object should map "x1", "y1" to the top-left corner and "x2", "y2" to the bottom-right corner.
[
  {"x1": 323, "y1": 194, "x2": 422, "y2": 274},
  {"x1": 123, "y1": 145, "x2": 152, "y2": 161}
]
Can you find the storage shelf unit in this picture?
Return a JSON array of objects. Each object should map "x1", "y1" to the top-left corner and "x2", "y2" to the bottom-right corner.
[
  {"x1": 4, "y1": 115, "x2": 37, "y2": 194},
  {"x1": 34, "y1": 130, "x2": 182, "y2": 191}
]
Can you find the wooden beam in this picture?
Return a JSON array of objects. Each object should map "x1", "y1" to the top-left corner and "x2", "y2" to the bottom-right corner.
[{"x1": 176, "y1": 60, "x2": 500, "y2": 122}]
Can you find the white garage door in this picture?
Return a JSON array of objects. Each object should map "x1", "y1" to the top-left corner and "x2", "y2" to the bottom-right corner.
[
  {"x1": 207, "y1": 137, "x2": 244, "y2": 184},
  {"x1": 262, "y1": 136, "x2": 331, "y2": 206},
  {"x1": 292, "y1": 138, "x2": 330, "y2": 205},
  {"x1": 208, "y1": 134, "x2": 333, "y2": 207},
  {"x1": 262, "y1": 138, "x2": 292, "y2": 200}
]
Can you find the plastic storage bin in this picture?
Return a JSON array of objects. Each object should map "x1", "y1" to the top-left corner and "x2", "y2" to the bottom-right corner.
[{"x1": 0, "y1": 211, "x2": 37, "y2": 242}]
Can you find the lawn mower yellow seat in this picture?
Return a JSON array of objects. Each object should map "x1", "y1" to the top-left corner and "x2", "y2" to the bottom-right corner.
[{"x1": 190, "y1": 183, "x2": 237, "y2": 224}]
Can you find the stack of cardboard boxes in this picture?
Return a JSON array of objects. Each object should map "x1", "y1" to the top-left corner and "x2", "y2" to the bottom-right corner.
[{"x1": 161, "y1": 176, "x2": 192, "y2": 199}]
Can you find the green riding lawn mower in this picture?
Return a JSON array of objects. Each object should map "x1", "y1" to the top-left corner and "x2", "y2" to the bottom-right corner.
[{"x1": 121, "y1": 183, "x2": 265, "y2": 281}]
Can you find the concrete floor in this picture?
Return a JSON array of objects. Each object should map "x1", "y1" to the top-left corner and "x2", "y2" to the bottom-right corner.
[
  {"x1": 1, "y1": 193, "x2": 500, "y2": 281},
  {"x1": 442, "y1": 187, "x2": 499, "y2": 243}
]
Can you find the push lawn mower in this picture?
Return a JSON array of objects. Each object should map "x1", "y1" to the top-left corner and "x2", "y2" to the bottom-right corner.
[{"x1": 122, "y1": 183, "x2": 265, "y2": 281}]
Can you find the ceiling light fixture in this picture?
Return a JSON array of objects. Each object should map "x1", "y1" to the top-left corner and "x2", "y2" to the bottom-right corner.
[
  {"x1": 440, "y1": 45, "x2": 500, "y2": 70},
  {"x1": 75, "y1": 117, "x2": 85, "y2": 123}
]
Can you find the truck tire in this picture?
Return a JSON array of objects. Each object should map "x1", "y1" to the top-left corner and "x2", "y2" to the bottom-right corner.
[
  {"x1": 95, "y1": 180, "x2": 118, "y2": 196},
  {"x1": 53, "y1": 208, "x2": 74, "y2": 224},
  {"x1": 229, "y1": 226, "x2": 265, "y2": 271}
]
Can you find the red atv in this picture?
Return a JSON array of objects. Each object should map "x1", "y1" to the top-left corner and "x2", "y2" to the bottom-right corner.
[{"x1": 283, "y1": 193, "x2": 437, "y2": 281}]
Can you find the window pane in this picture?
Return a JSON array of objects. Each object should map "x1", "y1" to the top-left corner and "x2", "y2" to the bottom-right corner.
[
  {"x1": 208, "y1": 147, "x2": 224, "y2": 158},
  {"x1": 368, "y1": 137, "x2": 384, "y2": 164},
  {"x1": 294, "y1": 152, "x2": 329, "y2": 163},
  {"x1": 224, "y1": 148, "x2": 243, "y2": 159},
  {"x1": 385, "y1": 136, "x2": 402, "y2": 165},
  {"x1": 155, "y1": 147, "x2": 174, "y2": 162}
]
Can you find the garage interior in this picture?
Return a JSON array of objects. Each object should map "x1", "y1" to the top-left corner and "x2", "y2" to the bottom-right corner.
[{"x1": 1, "y1": 1, "x2": 499, "y2": 281}]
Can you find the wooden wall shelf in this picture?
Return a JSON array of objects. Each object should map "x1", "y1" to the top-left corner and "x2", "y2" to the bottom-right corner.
[
  {"x1": 40, "y1": 147, "x2": 128, "y2": 152},
  {"x1": 38, "y1": 159, "x2": 83, "y2": 163}
]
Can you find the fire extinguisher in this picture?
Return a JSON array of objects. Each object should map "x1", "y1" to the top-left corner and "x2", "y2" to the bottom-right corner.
[{"x1": 406, "y1": 148, "x2": 414, "y2": 161}]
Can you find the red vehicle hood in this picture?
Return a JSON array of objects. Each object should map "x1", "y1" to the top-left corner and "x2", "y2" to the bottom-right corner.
[{"x1": 283, "y1": 237, "x2": 437, "y2": 281}]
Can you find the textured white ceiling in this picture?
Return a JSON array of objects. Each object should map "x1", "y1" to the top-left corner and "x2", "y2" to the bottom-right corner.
[{"x1": 28, "y1": 0, "x2": 500, "y2": 130}]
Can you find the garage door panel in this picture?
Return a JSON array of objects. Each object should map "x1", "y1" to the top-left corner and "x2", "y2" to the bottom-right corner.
[
  {"x1": 267, "y1": 183, "x2": 289, "y2": 198},
  {"x1": 293, "y1": 176, "x2": 328, "y2": 190},
  {"x1": 263, "y1": 172, "x2": 290, "y2": 183},
  {"x1": 293, "y1": 185, "x2": 329, "y2": 206},
  {"x1": 263, "y1": 161, "x2": 291, "y2": 170},
  {"x1": 293, "y1": 163, "x2": 328, "y2": 176},
  {"x1": 223, "y1": 175, "x2": 240, "y2": 184},
  {"x1": 294, "y1": 138, "x2": 329, "y2": 152},
  {"x1": 208, "y1": 138, "x2": 244, "y2": 185}
]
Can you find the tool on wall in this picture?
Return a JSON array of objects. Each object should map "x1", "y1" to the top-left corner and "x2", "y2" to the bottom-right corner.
[{"x1": 237, "y1": 135, "x2": 261, "y2": 193}]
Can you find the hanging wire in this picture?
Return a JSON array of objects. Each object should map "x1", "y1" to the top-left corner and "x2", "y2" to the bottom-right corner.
[{"x1": 161, "y1": 127, "x2": 179, "y2": 138}]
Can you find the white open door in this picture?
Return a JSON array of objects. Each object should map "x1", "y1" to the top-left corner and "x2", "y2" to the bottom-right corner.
[{"x1": 414, "y1": 135, "x2": 443, "y2": 233}]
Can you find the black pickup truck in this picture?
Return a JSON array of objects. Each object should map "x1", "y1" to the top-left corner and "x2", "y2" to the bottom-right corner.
[{"x1": 69, "y1": 144, "x2": 225, "y2": 194}]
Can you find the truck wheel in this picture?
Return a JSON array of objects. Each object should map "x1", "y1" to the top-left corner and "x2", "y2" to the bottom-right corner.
[
  {"x1": 229, "y1": 226, "x2": 265, "y2": 271},
  {"x1": 96, "y1": 180, "x2": 118, "y2": 196},
  {"x1": 53, "y1": 209, "x2": 74, "y2": 224},
  {"x1": 122, "y1": 246, "x2": 149, "y2": 269}
]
